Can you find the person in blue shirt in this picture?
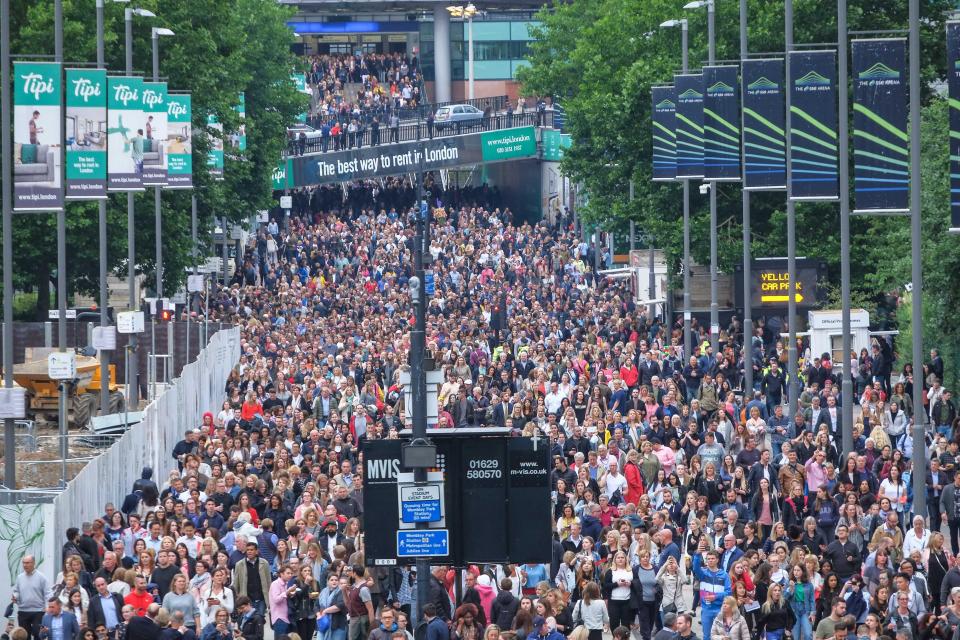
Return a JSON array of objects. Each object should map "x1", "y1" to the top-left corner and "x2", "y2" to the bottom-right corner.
[
  {"x1": 692, "y1": 544, "x2": 731, "y2": 639},
  {"x1": 520, "y1": 564, "x2": 549, "y2": 597}
]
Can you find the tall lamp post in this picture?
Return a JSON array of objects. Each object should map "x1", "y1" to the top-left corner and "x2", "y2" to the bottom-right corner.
[
  {"x1": 124, "y1": 6, "x2": 154, "y2": 409},
  {"x1": 659, "y1": 18, "x2": 692, "y2": 359},
  {"x1": 151, "y1": 27, "x2": 175, "y2": 302},
  {"x1": 683, "y1": 0, "x2": 718, "y2": 356},
  {"x1": 1, "y1": 0, "x2": 13, "y2": 489},
  {"x1": 447, "y1": 4, "x2": 478, "y2": 100}
]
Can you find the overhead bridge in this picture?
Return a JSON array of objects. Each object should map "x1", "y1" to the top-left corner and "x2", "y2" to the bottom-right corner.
[{"x1": 274, "y1": 120, "x2": 566, "y2": 187}]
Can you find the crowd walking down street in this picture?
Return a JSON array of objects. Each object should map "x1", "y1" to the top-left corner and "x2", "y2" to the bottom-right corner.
[{"x1": 6, "y1": 178, "x2": 959, "y2": 640}]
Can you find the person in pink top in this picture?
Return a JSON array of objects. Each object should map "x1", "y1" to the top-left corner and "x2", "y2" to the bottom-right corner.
[
  {"x1": 804, "y1": 449, "x2": 828, "y2": 494},
  {"x1": 652, "y1": 439, "x2": 676, "y2": 475},
  {"x1": 268, "y1": 565, "x2": 293, "y2": 636}
]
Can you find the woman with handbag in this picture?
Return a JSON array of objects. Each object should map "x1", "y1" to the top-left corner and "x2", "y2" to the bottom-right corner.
[
  {"x1": 571, "y1": 582, "x2": 608, "y2": 640},
  {"x1": 317, "y1": 572, "x2": 347, "y2": 640},
  {"x1": 656, "y1": 556, "x2": 685, "y2": 621}
]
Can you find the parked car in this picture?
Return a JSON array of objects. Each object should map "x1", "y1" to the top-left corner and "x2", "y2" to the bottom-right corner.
[
  {"x1": 286, "y1": 123, "x2": 322, "y2": 142},
  {"x1": 433, "y1": 104, "x2": 484, "y2": 132}
]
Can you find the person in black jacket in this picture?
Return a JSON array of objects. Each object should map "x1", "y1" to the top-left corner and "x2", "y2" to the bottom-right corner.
[
  {"x1": 823, "y1": 525, "x2": 862, "y2": 582},
  {"x1": 490, "y1": 580, "x2": 519, "y2": 630},
  {"x1": 428, "y1": 568, "x2": 452, "y2": 621},
  {"x1": 233, "y1": 597, "x2": 264, "y2": 640},
  {"x1": 88, "y1": 578, "x2": 125, "y2": 635}
]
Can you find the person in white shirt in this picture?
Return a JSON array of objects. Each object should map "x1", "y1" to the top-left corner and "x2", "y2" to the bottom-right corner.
[
  {"x1": 600, "y1": 461, "x2": 628, "y2": 501},
  {"x1": 902, "y1": 515, "x2": 931, "y2": 557}
]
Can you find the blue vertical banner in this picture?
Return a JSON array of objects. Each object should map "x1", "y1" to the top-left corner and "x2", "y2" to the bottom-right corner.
[
  {"x1": 675, "y1": 74, "x2": 704, "y2": 178},
  {"x1": 948, "y1": 22, "x2": 960, "y2": 230},
  {"x1": 789, "y1": 50, "x2": 839, "y2": 201},
  {"x1": 651, "y1": 86, "x2": 677, "y2": 181},
  {"x1": 741, "y1": 59, "x2": 786, "y2": 190},
  {"x1": 851, "y1": 39, "x2": 908, "y2": 213},
  {"x1": 703, "y1": 66, "x2": 741, "y2": 181}
]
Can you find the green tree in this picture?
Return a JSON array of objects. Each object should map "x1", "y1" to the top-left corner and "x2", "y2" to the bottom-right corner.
[
  {"x1": 519, "y1": 0, "x2": 960, "y2": 384},
  {"x1": 6, "y1": 0, "x2": 307, "y2": 318}
]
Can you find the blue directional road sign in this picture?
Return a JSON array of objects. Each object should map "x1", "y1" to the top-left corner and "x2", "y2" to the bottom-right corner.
[
  {"x1": 396, "y1": 529, "x2": 449, "y2": 558},
  {"x1": 400, "y1": 484, "x2": 443, "y2": 523},
  {"x1": 424, "y1": 271, "x2": 435, "y2": 296}
]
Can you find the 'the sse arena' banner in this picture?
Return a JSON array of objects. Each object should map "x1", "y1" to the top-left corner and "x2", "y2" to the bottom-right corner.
[
  {"x1": 703, "y1": 66, "x2": 741, "y2": 181},
  {"x1": 107, "y1": 76, "x2": 145, "y2": 192},
  {"x1": 13, "y1": 61, "x2": 63, "y2": 211},
  {"x1": 675, "y1": 74, "x2": 704, "y2": 179},
  {"x1": 142, "y1": 81, "x2": 168, "y2": 186},
  {"x1": 651, "y1": 86, "x2": 677, "y2": 181},
  {"x1": 948, "y1": 22, "x2": 960, "y2": 230},
  {"x1": 741, "y1": 59, "x2": 786, "y2": 190},
  {"x1": 852, "y1": 39, "x2": 908, "y2": 213},
  {"x1": 166, "y1": 93, "x2": 193, "y2": 189},
  {"x1": 65, "y1": 68, "x2": 107, "y2": 200},
  {"x1": 789, "y1": 50, "x2": 839, "y2": 201}
]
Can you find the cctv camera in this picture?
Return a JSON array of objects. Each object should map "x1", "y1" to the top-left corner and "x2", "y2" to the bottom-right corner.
[
  {"x1": 408, "y1": 276, "x2": 421, "y2": 293},
  {"x1": 698, "y1": 183, "x2": 710, "y2": 195}
]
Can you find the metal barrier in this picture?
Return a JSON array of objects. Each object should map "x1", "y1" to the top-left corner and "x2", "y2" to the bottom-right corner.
[{"x1": 286, "y1": 109, "x2": 556, "y2": 158}]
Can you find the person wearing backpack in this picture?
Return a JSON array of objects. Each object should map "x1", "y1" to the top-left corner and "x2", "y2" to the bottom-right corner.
[{"x1": 490, "y1": 579, "x2": 519, "y2": 630}]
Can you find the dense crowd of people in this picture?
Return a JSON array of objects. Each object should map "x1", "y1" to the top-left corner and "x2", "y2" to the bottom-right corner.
[{"x1": 7, "y1": 180, "x2": 960, "y2": 640}]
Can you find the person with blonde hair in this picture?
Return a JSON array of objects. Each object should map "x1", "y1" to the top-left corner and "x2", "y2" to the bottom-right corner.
[
  {"x1": 710, "y1": 596, "x2": 751, "y2": 640},
  {"x1": 570, "y1": 582, "x2": 608, "y2": 640}
]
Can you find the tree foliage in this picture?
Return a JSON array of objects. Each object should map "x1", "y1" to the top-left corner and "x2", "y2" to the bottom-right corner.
[
  {"x1": 519, "y1": 0, "x2": 960, "y2": 386},
  {"x1": 6, "y1": 0, "x2": 307, "y2": 318}
]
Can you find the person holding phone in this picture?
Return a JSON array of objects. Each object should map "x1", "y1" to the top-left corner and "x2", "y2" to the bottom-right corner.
[
  {"x1": 198, "y1": 569, "x2": 233, "y2": 629},
  {"x1": 199, "y1": 608, "x2": 233, "y2": 640}
]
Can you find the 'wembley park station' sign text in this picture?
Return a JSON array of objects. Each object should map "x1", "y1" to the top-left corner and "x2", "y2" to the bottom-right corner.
[{"x1": 291, "y1": 126, "x2": 537, "y2": 186}]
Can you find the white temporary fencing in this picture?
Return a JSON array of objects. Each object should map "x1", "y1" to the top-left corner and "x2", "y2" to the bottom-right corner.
[{"x1": 50, "y1": 326, "x2": 240, "y2": 571}]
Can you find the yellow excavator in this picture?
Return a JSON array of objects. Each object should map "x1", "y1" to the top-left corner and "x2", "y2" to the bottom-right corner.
[{"x1": 12, "y1": 350, "x2": 125, "y2": 429}]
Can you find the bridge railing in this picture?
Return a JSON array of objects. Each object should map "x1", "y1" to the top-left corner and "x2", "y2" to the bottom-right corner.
[{"x1": 285, "y1": 108, "x2": 558, "y2": 157}]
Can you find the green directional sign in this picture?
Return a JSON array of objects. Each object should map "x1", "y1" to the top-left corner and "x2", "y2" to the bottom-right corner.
[{"x1": 480, "y1": 126, "x2": 536, "y2": 161}]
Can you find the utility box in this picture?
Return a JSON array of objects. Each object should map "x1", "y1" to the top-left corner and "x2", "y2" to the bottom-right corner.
[{"x1": 807, "y1": 309, "x2": 872, "y2": 372}]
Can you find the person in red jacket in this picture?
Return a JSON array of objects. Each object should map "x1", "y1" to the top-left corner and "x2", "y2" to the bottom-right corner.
[
  {"x1": 623, "y1": 449, "x2": 645, "y2": 506},
  {"x1": 620, "y1": 360, "x2": 639, "y2": 389},
  {"x1": 123, "y1": 576, "x2": 155, "y2": 616}
]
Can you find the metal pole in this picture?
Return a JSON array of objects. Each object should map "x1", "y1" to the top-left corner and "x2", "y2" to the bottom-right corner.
[
  {"x1": 708, "y1": 0, "x2": 719, "y2": 355},
  {"x1": 682, "y1": 21, "x2": 692, "y2": 358},
  {"x1": 837, "y1": 0, "x2": 853, "y2": 455},
  {"x1": 187, "y1": 196, "x2": 197, "y2": 364},
  {"x1": 739, "y1": 0, "x2": 753, "y2": 396},
  {"x1": 785, "y1": 0, "x2": 798, "y2": 422},
  {"x1": 629, "y1": 180, "x2": 635, "y2": 254},
  {"x1": 152, "y1": 35, "x2": 162, "y2": 303},
  {"x1": 908, "y1": 0, "x2": 926, "y2": 519},
  {"x1": 467, "y1": 16, "x2": 475, "y2": 100},
  {"x1": 56, "y1": 0, "x2": 69, "y2": 487},
  {"x1": 411, "y1": 152, "x2": 430, "y2": 620},
  {"x1": 96, "y1": 0, "x2": 110, "y2": 416},
  {"x1": 1, "y1": 0, "x2": 14, "y2": 489},
  {"x1": 649, "y1": 240, "x2": 656, "y2": 321},
  {"x1": 222, "y1": 218, "x2": 229, "y2": 284},
  {"x1": 125, "y1": 9, "x2": 139, "y2": 410}
]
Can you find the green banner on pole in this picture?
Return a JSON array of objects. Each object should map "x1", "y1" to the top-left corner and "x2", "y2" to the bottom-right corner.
[
  {"x1": 675, "y1": 73, "x2": 704, "y2": 179},
  {"x1": 142, "y1": 81, "x2": 168, "y2": 186},
  {"x1": 107, "y1": 75, "x2": 145, "y2": 192},
  {"x1": 166, "y1": 93, "x2": 193, "y2": 189},
  {"x1": 233, "y1": 92, "x2": 246, "y2": 151},
  {"x1": 651, "y1": 85, "x2": 676, "y2": 181},
  {"x1": 65, "y1": 68, "x2": 107, "y2": 200},
  {"x1": 207, "y1": 113, "x2": 224, "y2": 179},
  {"x1": 741, "y1": 58, "x2": 786, "y2": 190},
  {"x1": 852, "y1": 39, "x2": 908, "y2": 213},
  {"x1": 788, "y1": 50, "x2": 839, "y2": 201},
  {"x1": 13, "y1": 61, "x2": 64, "y2": 211},
  {"x1": 703, "y1": 65, "x2": 741, "y2": 181},
  {"x1": 946, "y1": 22, "x2": 960, "y2": 229}
]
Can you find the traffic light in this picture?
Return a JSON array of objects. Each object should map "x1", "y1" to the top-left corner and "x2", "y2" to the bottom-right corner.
[{"x1": 157, "y1": 308, "x2": 174, "y2": 322}]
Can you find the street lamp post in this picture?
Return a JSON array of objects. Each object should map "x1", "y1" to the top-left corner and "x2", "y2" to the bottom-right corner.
[
  {"x1": 152, "y1": 27, "x2": 175, "y2": 305},
  {"x1": 684, "y1": 0, "x2": 718, "y2": 356},
  {"x1": 660, "y1": 18, "x2": 692, "y2": 359},
  {"x1": 1, "y1": 0, "x2": 13, "y2": 489},
  {"x1": 739, "y1": 0, "x2": 753, "y2": 396},
  {"x1": 124, "y1": 6, "x2": 154, "y2": 410},
  {"x1": 447, "y1": 4, "x2": 478, "y2": 100}
]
